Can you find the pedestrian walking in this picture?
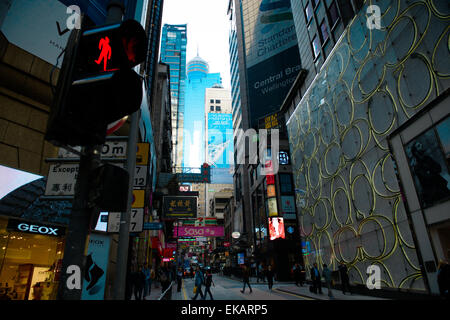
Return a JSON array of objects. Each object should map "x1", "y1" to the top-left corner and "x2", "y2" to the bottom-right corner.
[
  {"x1": 266, "y1": 265, "x2": 274, "y2": 292},
  {"x1": 310, "y1": 263, "x2": 322, "y2": 294},
  {"x1": 192, "y1": 265, "x2": 205, "y2": 300},
  {"x1": 142, "y1": 264, "x2": 151, "y2": 299},
  {"x1": 322, "y1": 264, "x2": 334, "y2": 299},
  {"x1": 160, "y1": 264, "x2": 171, "y2": 293},
  {"x1": 177, "y1": 267, "x2": 183, "y2": 292},
  {"x1": 131, "y1": 265, "x2": 145, "y2": 300},
  {"x1": 240, "y1": 264, "x2": 253, "y2": 294},
  {"x1": 437, "y1": 260, "x2": 450, "y2": 300},
  {"x1": 338, "y1": 262, "x2": 352, "y2": 295},
  {"x1": 204, "y1": 268, "x2": 215, "y2": 300},
  {"x1": 257, "y1": 263, "x2": 265, "y2": 282},
  {"x1": 293, "y1": 263, "x2": 303, "y2": 286}
]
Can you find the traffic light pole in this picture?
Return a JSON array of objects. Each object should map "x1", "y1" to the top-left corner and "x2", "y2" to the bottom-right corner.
[
  {"x1": 57, "y1": 145, "x2": 101, "y2": 300},
  {"x1": 113, "y1": 110, "x2": 139, "y2": 300}
]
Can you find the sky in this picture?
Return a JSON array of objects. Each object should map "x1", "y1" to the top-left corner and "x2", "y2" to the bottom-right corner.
[{"x1": 161, "y1": 0, "x2": 231, "y2": 90}]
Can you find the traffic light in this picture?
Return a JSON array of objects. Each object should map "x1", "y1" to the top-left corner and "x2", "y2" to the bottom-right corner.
[{"x1": 45, "y1": 18, "x2": 148, "y2": 147}]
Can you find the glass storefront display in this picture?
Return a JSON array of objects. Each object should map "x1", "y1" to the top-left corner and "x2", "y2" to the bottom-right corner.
[{"x1": 0, "y1": 217, "x2": 65, "y2": 300}]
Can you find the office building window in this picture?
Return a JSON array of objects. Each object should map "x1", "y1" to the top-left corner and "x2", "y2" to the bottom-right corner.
[
  {"x1": 305, "y1": 1, "x2": 313, "y2": 23},
  {"x1": 320, "y1": 20, "x2": 329, "y2": 43},
  {"x1": 210, "y1": 99, "x2": 214, "y2": 103},
  {"x1": 215, "y1": 99, "x2": 221, "y2": 104},
  {"x1": 312, "y1": 35, "x2": 321, "y2": 58},
  {"x1": 210, "y1": 106, "x2": 214, "y2": 111},
  {"x1": 216, "y1": 106, "x2": 221, "y2": 111},
  {"x1": 328, "y1": 1, "x2": 340, "y2": 28}
]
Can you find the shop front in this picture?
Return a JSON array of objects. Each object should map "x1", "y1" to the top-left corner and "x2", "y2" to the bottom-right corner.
[{"x1": 0, "y1": 217, "x2": 66, "y2": 300}]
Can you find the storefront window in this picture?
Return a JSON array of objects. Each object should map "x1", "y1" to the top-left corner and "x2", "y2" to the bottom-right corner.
[
  {"x1": 0, "y1": 217, "x2": 65, "y2": 300},
  {"x1": 404, "y1": 117, "x2": 450, "y2": 208}
]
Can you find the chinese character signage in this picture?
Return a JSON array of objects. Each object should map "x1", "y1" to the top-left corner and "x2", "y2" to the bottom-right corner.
[{"x1": 163, "y1": 196, "x2": 197, "y2": 218}]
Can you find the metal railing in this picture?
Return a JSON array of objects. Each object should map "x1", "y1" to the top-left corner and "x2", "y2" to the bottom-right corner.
[{"x1": 157, "y1": 281, "x2": 174, "y2": 300}]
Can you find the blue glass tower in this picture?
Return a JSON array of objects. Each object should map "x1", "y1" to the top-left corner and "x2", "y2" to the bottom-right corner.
[
  {"x1": 160, "y1": 24, "x2": 187, "y2": 167},
  {"x1": 182, "y1": 55, "x2": 221, "y2": 168}
]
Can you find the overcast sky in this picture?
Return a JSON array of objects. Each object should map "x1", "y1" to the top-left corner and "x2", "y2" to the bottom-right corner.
[{"x1": 161, "y1": 0, "x2": 231, "y2": 90}]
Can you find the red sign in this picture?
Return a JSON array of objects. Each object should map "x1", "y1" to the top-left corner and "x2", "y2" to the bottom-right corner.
[
  {"x1": 224, "y1": 242, "x2": 230, "y2": 247},
  {"x1": 267, "y1": 174, "x2": 275, "y2": 185}
]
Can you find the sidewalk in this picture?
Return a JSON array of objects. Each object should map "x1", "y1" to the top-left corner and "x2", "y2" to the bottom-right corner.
[
  {"x1": 224, "y1": 275, "x2": 387, "y2": 300},
  {"x1": 275, "y1": 284, "x2": 387, "y2": 300}
]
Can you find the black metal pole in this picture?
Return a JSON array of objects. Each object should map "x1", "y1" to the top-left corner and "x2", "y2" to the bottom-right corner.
[{"x1": 57, "y1": 145, "x2": 101, "y2": 300}]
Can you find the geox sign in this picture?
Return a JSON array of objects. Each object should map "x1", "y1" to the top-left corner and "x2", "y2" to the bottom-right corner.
[{"x1": 7, "y1": 219, "x2": 65, "y2": 237}]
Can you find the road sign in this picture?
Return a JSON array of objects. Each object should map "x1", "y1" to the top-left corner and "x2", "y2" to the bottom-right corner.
[
  {"x1": 107, "y1": 208, "x2": 143, "y2": 233},
  {"x1": 143, "y1": 222, "x2": 163, "y2": 230},
  {"x1": 57, "y1": 140, "x2": 127, "y2": 158},
  {"x1": 136, "y1": 143, "x2": 149, "y2": 165},
  {"x1": 134, "y1": 165, "x2": 147, "y2": 187},
  {"x1": 45, "y1": 163, "x2": 79, "y2": 196},
  {"x1": 132, "y1": 189, "x2": 145, "y2": 208}
]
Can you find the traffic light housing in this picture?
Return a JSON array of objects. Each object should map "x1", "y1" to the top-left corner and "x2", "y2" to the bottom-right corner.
[{"x1": 45, "y1": 19, "x2": 148, "y2": 147}]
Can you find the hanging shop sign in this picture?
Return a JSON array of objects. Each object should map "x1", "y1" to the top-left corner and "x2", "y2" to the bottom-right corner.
[
  {"x1": 7, "y1": 219, "x2": 65, "y2": 237},
  {"x1": 267, "y1": 197, "x2": 278, "y2": 217},
  {"x1": 173, "y1": 226, "x2": 224, "y2": 237},
  {"x1": 163, "y1": 196, "x2": 197, "y2": 218},
  {"x1": 281, "y1": 195, "x2": 296, "y2": 213}
]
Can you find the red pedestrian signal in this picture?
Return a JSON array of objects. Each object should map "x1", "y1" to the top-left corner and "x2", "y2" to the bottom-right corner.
[{"x1": 45, "y1": 19, "x2": 148, "y2": 147}]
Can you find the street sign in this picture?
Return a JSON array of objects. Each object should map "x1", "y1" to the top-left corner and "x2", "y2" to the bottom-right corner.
[
  {"x1": 132, "y1": 190, "x2": 145, "y2": 208},
  {"x1": 107, "y1": 208, "x2": 144, "y2": 233},
  {"x1": 143, "y1": 222, "x2": 163, "y2": 230},
  {"x1": 57, "y1": 140, "x2": 127, "y2": 158},
  {"x1": 130, "y1": 208, "x2": 144, "y2": 232},
  {"x1": 136, "y1": 143, "x2": 149, "y2": 165},
  {"x1": 45, "y1": 163, "x2": 79, "y2": 196},
  {"x1": 134, "y1": 165, "x2": 147, "y2": 187}
]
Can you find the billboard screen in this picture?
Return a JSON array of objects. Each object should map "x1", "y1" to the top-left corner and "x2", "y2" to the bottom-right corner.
[
  {"x1": 268, "y1": 217, "x2": 285, "y2": 240},
  {"x1": 207, "y1": 113, "x2": 233, "y2": 184}
]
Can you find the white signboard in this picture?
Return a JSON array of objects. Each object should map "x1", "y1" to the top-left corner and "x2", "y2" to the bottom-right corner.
[
  {"x1": 45, "y1": 163, "x2": 79, "y2": 196},
  {"x1": 134, "y1": 166, "x2": 147, "y2": 188},
  {"x1": 1, "y1": 0, "x2": 71, "y2": 66},
  {"x1": 107, "y1": 208, "x2": 144, "y2": 233},
  {"x1": 57, "y1": 141, "x2": 127, "y2": 158}
]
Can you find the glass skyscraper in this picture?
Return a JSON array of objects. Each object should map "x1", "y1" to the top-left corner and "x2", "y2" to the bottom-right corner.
[
  {"x1": 160, "y1": 24, "x2": 187, "y2": 168},
  {"x1": 182, "y1": 55, "x2": 222, "y2": 169}
]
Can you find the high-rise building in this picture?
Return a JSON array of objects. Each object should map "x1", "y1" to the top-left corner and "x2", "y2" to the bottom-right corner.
[
  {"x1": 227, "y1": 0, "x2": 302, "y2": 280},
  {"x1": 182, "y1": 55, "x2": 222, "y2": 169},
  {"x1": 284, "y1": 0, "x2": 450, "y2": 296},
  {"x1": 160, "y1": 24, "x2": 187, "y2": 169}
]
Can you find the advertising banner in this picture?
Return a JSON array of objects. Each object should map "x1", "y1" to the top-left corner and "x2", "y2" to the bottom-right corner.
[
  {"x1": 81, "y1": 233, "x2": 110, "y2": 300},
  {"x1": 238, "y1": 252, "x2": 245, "y2": 265},
  {"x1": 281, "y1": 195, "x2": 296, "y2": 213},
  {"x1": 173, "y1": 226, "x2": 225, "y2": 237},
  {"x1": 207, "y1": 113, "x2": 233, "y2": 184},
  {"x1": 267, "y1": 197, "x2": 278, "y2": 217},
  {"x1": 244, "y1": 0, "x2": 301, "y2": 127},
  {"x1": 268, "y1": 217, "x2": 285, "y2": 240}
]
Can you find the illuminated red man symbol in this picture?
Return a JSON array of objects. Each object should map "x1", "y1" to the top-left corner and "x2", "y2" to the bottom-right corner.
[{"x1": 95, "y1": 36, "x2": 112, "y2": 71}]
